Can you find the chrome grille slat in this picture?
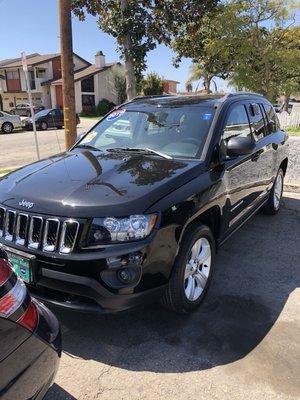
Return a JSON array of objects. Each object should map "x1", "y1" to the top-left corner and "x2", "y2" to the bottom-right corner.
[
  {"x1": 0, "y1": 207, "x2": 5, "y2": 236},
  {"x1": 43, "y1": 218, "x2": 60, "y2": 252},
  {"x1": 4, "y1": 210, "x2": 16, "y2": 241},
  {"x1": 59, "y1": 220, "x2": 80, "y2": 254},
  {"x1": 28, "y1": 216, "x2": 43, "y2": 249},
  {"x1": 15, "y1": 213, "x2": 29, "y2": 246},
  {"x1": 0, "y1": 205, "x2": 80, "y2": 254}
]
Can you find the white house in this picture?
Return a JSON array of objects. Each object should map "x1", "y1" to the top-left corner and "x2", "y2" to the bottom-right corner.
[{"x1": 48, "y1": 51, "x2": 119, "y2": 114}]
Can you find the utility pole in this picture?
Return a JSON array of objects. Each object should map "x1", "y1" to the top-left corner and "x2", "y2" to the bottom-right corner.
[{"x1": 58, "y1": 0, "x2": 77, "y2": 149}]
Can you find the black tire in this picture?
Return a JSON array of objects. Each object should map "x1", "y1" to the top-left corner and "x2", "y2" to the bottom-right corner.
[
  {"x1": 161, "y1": 223, "x2": 215, "y2": 314},
  {"x1": 56, "y1": 126, "x2": 63, "y2": 130},
  {"x1": 1, "y1": 122, "x2": 13, "y2": 134},
  {"x1": 261, "y1": 168, "x2": 284, "y2": 215},
  {"x1": 39, "y1": 121, "x2": 48, "y2": 131}
]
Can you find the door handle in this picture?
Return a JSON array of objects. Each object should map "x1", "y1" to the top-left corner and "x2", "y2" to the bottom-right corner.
[{"x1": 251, "y1": 153, "x2": 260, "y2": 162}]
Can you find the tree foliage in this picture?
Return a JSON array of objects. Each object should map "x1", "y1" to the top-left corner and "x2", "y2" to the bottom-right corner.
[
  {"x1": 140, "y1": 73, "x2": 164, "y2": 96},
  {"x1": 173, "y1": 0, "x2": 300, "y2": 100},
  {"x1": 109, "y1": 65, "x2": 127, "y2": 104},
  {"x1": 71, "y1": 0, "x2": 218, "y2": 99}
]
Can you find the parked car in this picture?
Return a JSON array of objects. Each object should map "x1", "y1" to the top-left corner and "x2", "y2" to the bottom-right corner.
[
  {"x1": 0, "y1": 93, "x2": 288, "y2": 314},
  {"x1": 0, "y1": 111, "x2": 21, "y2": 134},
  {"x1": 0, "y1": 250, "x2": 61, "y2": 399},
  {"x1": 10, "y1": 103, "x2": 45, "y2": 117},
  {"x1": 22, "y1": 108, "x2": 81, "y2": 131}
]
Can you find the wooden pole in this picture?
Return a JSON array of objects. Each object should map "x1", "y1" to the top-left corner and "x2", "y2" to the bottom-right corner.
[{"x1": 58, "y1": 0, "x2": 77, "y2": 149}]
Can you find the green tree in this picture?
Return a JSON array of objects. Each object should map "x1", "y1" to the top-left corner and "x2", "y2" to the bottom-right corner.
[
  {"x1": 140, "y1": 73, "x2": 164, "y2": 96},
  {"x1": 109, "y1": 65, "x2": 127, "y2": 104},
  {"x1": 71, "y1": 0, "x2": 218, "y2": 100},
  {"x1": 173, "y1": 0, "x2": 299, "y2": 102},
  {"x1": 186, "y1": 63, "x2": 215, "y2": 93}
]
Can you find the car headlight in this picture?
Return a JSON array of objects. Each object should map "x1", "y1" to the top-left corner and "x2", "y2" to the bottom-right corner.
[{"x1": 85, "y1": 214, "x2": 157, "y2": 246}]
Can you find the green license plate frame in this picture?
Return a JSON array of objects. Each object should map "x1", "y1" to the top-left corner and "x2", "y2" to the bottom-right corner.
[{"x1": 6, "y1": 251, "x2": 34, "y2": 284}]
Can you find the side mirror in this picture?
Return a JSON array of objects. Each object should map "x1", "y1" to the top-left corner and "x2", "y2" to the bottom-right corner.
[{"x1": 226, "y1": 136, "x2": 255, "y2": 158}]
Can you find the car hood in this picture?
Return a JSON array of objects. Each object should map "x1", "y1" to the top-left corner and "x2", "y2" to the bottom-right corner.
[{"x1": 0, "y1": 150, "x2": 205, "y2": 217}]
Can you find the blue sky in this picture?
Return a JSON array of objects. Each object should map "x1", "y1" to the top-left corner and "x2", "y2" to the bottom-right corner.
[{"x1": 0, "y1": 0, "x2": 230, "y2": 92}]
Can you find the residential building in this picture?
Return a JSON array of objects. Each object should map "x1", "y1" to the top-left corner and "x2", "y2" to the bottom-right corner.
[
  {"x1": 48, "y1": 51, "x2": 119, "y2": 114},
  {"x1": 163, "y1": 79, "x2": 180, "y2": 94},
  {"x1": 0, "y1": 51, "x2": 119, "y2": 113}
]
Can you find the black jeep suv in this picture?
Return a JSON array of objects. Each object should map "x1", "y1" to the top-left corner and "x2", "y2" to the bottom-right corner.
[{"x1": 0, "y1": 93, "x2": 288, "y2": 314}]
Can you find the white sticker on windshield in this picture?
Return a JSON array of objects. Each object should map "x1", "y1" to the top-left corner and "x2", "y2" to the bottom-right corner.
[
  {"x1": 81, "y1": 131, "x2": 97, "y2": 143},
  {"x1": 106, "y1": 109, "x2": 126, "y2": 121}
]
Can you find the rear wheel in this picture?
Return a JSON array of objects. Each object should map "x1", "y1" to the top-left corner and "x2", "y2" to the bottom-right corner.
[
  {"x1": 39, "y1": 121, "x2": 48, "y2": 131},
  {"x1": 262, "y1": 168, "x2": 284, "y2": 215},
  {"x1": 56, "y1": 126, "x2": 63, "y2": 130},
  {"x1": 161, "y1": 224, "x2": 215, "y2": 313},
  {"x1": 1, "y1": 122, "x2": 13, "y2": 134}
]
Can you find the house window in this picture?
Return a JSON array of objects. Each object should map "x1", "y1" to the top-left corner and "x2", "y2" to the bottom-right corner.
[
  {"x1": 81, "y1": 76, "x2": 94, "y2": 93},
  {"x1": 6, "y1": 70, "x2": 21, "y2": 91},
  {"x1": 36, "y1": 68, "x2": 46, "y2": 78},
  {"x1": 82, "y1": 94, "x2": 95, "y2": 114},
  {"x1": 29, "y1": 70, "x2": 36, "y2": 90}
]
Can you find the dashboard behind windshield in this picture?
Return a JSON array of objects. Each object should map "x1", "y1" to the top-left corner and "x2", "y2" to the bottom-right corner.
[{"x1": 76, "y1": 105, "x2": 215, "y2": 159}]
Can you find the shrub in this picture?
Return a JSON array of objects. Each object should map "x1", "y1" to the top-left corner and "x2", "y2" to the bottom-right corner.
[
  {"x1": 141, "y1": 73, "x2": 164, "y2": 96},
  {"x1": 96, "y1": 99, "x2": 115, "y2": 116}
]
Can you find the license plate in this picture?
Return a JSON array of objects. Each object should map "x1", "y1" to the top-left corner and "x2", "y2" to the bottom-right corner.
[{"x1": 7, "y1": 253, "x2": 32, "y2": 283}]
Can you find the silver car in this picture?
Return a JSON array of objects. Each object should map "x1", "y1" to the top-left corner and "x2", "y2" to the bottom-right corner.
[{"x1": 0, "y1": 111, "x2": 21, "y2": 134}]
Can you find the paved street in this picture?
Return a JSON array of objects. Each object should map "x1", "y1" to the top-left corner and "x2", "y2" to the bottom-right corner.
[
  {"x1": 0, "y1": 118, "x2": 96, "y2": 169},
  {"x1": 45, "y1": 192, "x2": 300, "y2": 400}
]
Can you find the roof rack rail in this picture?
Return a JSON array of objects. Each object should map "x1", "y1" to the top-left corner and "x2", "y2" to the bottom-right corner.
[
  {"x1": 227, "y1": 91, "x2": 264, "y2": 98},
  {"x1": 132, "y1": 94, "x2": 177, "y2": 100}
]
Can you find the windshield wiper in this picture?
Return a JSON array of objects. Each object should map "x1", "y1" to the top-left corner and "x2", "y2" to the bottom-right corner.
[
  {"x1": 76, "y1": 144, "x2": 102, "y2": 151},
  {"x1": 107, "y1": 147, "x2": 172, "y2": 160}
]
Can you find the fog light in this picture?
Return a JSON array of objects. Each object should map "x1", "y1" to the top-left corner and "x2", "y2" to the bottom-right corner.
[{"x1": 118, "y1": 268, "x2": 131, "y2": 283}]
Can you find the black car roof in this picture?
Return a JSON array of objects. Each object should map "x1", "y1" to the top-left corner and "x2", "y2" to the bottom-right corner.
[{"x1": 125, "y1": 92, "x2": 267, "y2": 109}]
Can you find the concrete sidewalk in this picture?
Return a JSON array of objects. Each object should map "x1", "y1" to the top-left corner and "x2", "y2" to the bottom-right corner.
[{"x1": 0, "y1": 117, "x2": 96, "y2": 170}]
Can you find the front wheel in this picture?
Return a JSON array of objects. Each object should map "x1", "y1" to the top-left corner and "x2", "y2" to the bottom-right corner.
[
  {"x1": 2, "y1": 122, "x2": 13, "y2": 134},
  {"x1": 39, "y1": 121, "x2": 48, "y2": 131},
  {"x1": 262, "y1": 168, "x2": 284, "y2": 215},
  {"x1": 161, "y1": 224, "x2": 215, "y2": 313}
]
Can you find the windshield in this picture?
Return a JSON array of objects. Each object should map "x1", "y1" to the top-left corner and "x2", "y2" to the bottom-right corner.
[
  {"x1": 76, "y1": 105, "x2": 215, "y2": 159},
  {"x1": 35, "y1": 109, "x2": 51, "y2": 118}
]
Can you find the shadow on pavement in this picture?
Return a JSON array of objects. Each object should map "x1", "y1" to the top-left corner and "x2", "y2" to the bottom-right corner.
[
  {"x1": 50, "y1": 196, "x2": 300, "y2": 374},
  {"x1": 46, "y1": 384, "x2": 77, "y2": 400}
]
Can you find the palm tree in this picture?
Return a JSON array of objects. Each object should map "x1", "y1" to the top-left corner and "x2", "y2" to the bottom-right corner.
[{"x1": 186, "y1": 63, "x2": 215, "y2": 94}]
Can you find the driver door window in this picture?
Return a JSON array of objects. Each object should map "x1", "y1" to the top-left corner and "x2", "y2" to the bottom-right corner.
[{"x1": 223, "y1": 104, "x2": 252, "y2": 141}]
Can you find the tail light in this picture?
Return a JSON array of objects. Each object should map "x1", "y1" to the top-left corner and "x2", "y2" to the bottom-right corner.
[{"x1": 0, "y1": 258, "x2": 38, "y2": 332}]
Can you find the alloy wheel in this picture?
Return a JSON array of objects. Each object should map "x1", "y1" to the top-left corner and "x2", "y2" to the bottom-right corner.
[
  {"x1": 273, "y1": 172, "x2": 283, "y2": 210},
  {"x1": 184, "y1": 237, "x2": 212, "y2": 301}
]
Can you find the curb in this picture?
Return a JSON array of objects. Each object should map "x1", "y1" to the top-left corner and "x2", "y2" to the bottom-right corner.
[{"x1": 284, "y1": 183, "x2": 300, "y2": 194}]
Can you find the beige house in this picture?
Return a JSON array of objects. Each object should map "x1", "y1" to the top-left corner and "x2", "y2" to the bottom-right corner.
[
  {"x1": 0, "y1": 51, "x2": 119, "y2": 114},
  {"x1": 48, "y1": 51, "x2": 119, "y2": 114}
]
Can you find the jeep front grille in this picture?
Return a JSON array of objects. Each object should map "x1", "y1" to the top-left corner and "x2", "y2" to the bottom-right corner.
[{"x1": 0, "y1": 206, "x2": 80, "y2": 254}]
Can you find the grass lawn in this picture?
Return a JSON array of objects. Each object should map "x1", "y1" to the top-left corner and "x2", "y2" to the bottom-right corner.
[
  {"x1": 285, "y1": 127, "x2": 300, "y2": 137},
  {"x1": 0, "y1": 167, "x2": 16, "y2": 177},
  {"x1": 80, "y1": 114, "x2": 103, "y2": 120}
]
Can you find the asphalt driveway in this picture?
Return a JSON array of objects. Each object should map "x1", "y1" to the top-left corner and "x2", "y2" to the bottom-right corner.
[{"x1": 45, "y1": 193, "x2": 300, "y2": 400}]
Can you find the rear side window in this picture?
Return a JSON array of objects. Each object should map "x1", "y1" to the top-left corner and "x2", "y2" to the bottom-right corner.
[
  {"x1": 223, "y1": 104, "x2": 252, "y2": 141},
  {"x1": 247, "y1": 103, "x2": 266, "y2": 140},
  {"x1": 263, "y1": 103, "x2": 279, "y2": 133}
]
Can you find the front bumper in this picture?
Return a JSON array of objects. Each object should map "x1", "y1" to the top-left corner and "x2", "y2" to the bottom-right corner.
[{"x1": 0, "y1": 233, "x2": 172, "y2": 313}]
